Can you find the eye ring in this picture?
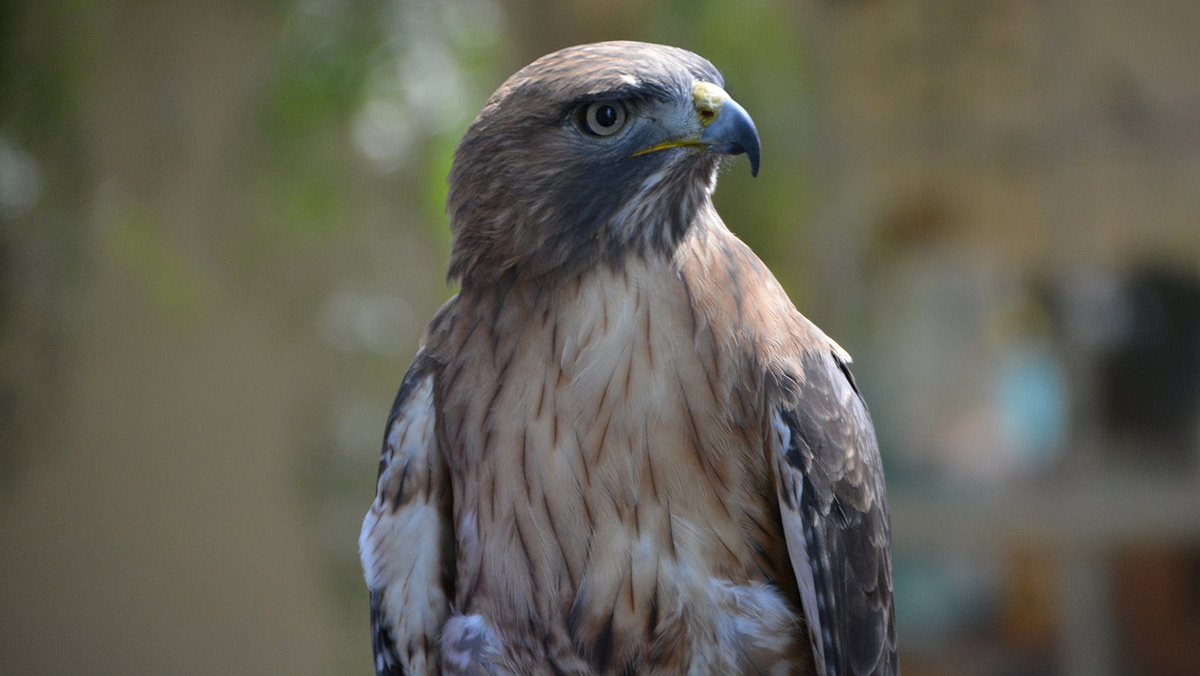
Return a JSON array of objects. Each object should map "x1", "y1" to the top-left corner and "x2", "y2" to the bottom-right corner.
[{"x1": 578, "y1": 101, "x2": 627, "y2": 137}]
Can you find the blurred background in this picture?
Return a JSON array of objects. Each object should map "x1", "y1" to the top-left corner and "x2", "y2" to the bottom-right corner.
[{"x1": 2, "y1": 0, "x2": 1199, "y2": 674}]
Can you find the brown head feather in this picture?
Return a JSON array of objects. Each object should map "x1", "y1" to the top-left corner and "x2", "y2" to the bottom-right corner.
[{"x1": 446, "y1": 42, "x2": 728, "y2": 287}]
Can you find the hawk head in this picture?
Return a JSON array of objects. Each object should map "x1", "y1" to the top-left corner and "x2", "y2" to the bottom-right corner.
[{"x1": 446, "y1": 41, "x2": 761, "y2": 287}]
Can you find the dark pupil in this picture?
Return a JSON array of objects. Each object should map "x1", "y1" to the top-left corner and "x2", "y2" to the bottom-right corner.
[{"x1": 595, "y1": 105, "x2": 617, "y2": 128}]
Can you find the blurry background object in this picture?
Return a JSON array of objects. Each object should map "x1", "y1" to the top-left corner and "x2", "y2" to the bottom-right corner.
[
  {"x1": 1, "y1": 1, "x2": 1198, "y2": 675},
  {"x1": 1114, "y1": 543, "x2": 1200, "y2": 676},
  {"x1": 1091, "y1": 269, "x2": 1200, "y2": 464}
]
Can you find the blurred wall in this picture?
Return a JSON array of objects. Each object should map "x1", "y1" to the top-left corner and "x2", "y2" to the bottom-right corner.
[{"x1": 1, "y1": 2, "x2": 367, "y2": 674}]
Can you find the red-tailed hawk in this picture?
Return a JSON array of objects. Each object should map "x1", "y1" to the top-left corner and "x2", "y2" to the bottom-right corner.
[{"x1": 360, "y1": 41, "x2": 898, "y2": 676}]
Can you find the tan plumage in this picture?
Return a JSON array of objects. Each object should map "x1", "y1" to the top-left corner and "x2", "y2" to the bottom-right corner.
[{"x1": 361, "y1": 42, "x2": 897, "y2": 676}]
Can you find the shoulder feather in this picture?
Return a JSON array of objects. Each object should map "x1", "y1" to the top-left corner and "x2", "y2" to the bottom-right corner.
[{"x1": 769, "y1": 345, "x2": 898, "y2": 676}]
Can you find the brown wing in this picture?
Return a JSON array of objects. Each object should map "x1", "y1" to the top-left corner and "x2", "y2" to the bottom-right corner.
[
  {"x1": 359, "y1": 350, "x2": 454, "y2": 676},
  {"x1": 769, "y1": 345, "x2": 899, "y2": 676}
]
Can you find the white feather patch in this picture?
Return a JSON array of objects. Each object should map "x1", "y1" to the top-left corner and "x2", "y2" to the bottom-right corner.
[{"x1": 359, "y1": 373, "x2": 449, "y2": 674}]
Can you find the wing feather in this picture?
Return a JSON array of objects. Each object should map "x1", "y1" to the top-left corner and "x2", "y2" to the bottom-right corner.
[
  {"x1": 360, "y1": 352, "x2": 453, "y2": 676},
  {"x1": 769, "y1": 345, "x2": 898, "y2": 676}
]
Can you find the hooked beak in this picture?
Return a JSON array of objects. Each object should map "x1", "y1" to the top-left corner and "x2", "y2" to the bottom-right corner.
[
  {"x1": 695, "y1": 82, "x2": 760, "y2": 177},
  {"x1": 631, "y1": 81, "x2": 761, "y2": 177}
]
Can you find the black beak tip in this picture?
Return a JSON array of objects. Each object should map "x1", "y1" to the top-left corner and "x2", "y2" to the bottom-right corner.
[
  {"x1": 746, "y1": 144, "x2": 760, "y2": 177},
  {"x1": 719, "y1": 142, "x2": 760, "y2": 177},
  {"x1": 740, "y1": 124, "x2": 762, "y2": 178}
]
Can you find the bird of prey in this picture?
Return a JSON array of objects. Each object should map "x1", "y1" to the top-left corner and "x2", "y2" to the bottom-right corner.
[{"x1": 360, "y1": 41, "x2": 898, "y2": 676}]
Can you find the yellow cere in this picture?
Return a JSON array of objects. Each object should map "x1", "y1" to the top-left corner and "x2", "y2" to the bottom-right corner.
[{"x1": 691, "y1": 81, "x2": 729, "y2": 127}]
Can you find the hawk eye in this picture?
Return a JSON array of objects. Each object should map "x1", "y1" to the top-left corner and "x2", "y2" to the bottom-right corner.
[{"x1": 579, "y1": 101, "x2": 627, "y2": 137}]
